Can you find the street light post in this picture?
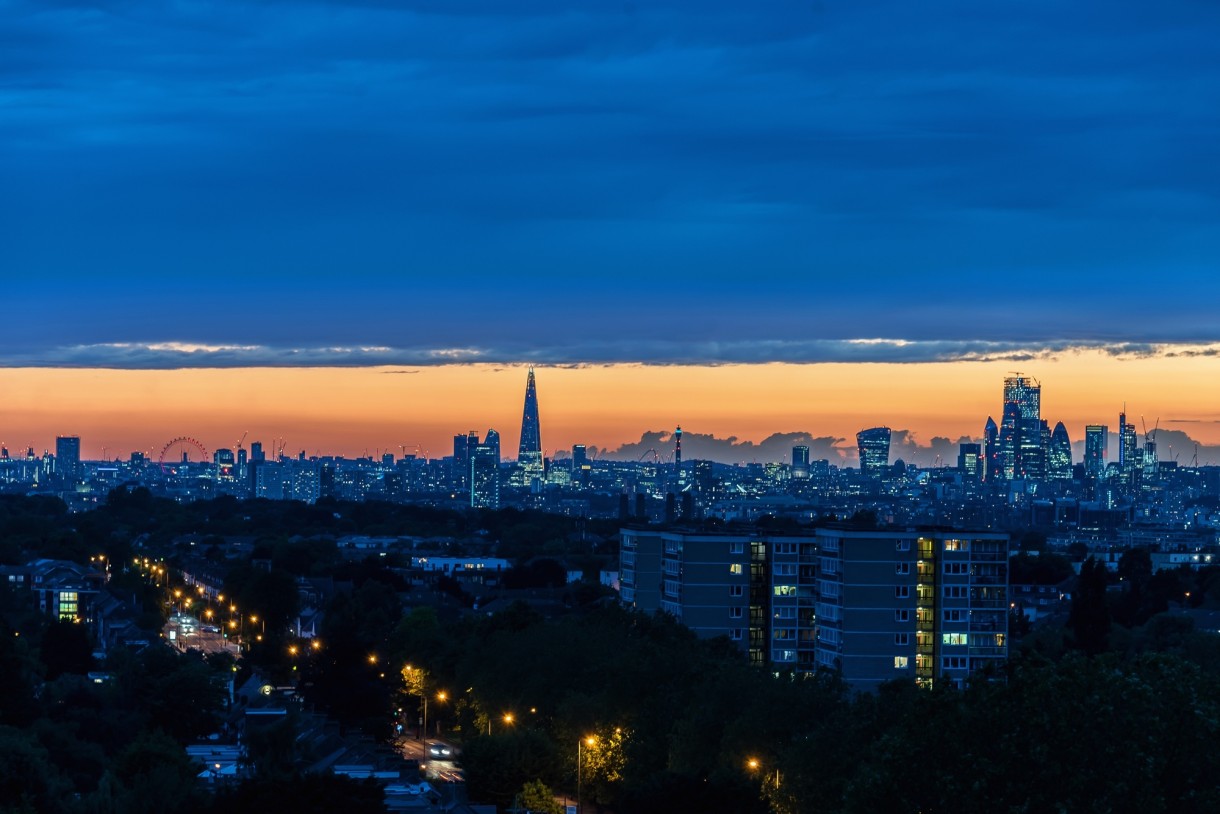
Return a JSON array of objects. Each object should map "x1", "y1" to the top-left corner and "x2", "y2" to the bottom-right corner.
[{"x1": 578, "y1": 735, "x2": 595, "y2": 814}]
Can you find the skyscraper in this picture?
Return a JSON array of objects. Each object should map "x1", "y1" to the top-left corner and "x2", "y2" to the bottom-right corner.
[
  {"x1": 791, "y1": 445, "x2": 810, "y2": 479},
  {"x1": 1084, "y1": 425, "x2": 1108, "y2": 478},
  {"x1": 1118, "y1": 410, "x2": 1139, "y2": 486},
  {"x1": 983, "y1": 417, "x2": 999, "y2": 481},
  {"x1": 856, "y1": 427, "x2": 891, "y2": 479},
  {"x1": 517, "y1": 367, "x2": 544, "y2": 484},
  {"x1": 998, "y1": 375, "x2": 1042, "y2": 480},
  {"x1": 958, "y1": 443, "x2": 983, "y2": 480},
  {"x1": 55, "y1": 436, "x2": 81, "y2": 482},
  {"x1": 471, "y1": 440, "x2": 500, "y2": 509},
  {"x1": 1047, "y1": 422, "x2": 1072, "y2": 480}
]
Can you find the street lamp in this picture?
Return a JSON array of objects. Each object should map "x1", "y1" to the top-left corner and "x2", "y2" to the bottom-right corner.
[
  {"x1": 746, "y1": 757, "x2": 780, "y2": 793},
  {"x1": 578, "y1": 735, "x2": 596, "y2": 814},
  {"x1": 489, "y1": 712, "x2": 514, "y2": 736}
]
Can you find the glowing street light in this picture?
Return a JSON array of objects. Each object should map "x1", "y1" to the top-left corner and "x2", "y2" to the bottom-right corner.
[{"x1": 578, "y1": 735, "x2": 596, "y2": 814}]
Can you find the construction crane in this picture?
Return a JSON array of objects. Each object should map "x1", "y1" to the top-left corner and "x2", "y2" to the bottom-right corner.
[
  {"x1": 235, "y1": 431, "x2": 248, "y2": 454},
  {"x1": 400, "y1": 443, "x2": 427, "y2": 461}
]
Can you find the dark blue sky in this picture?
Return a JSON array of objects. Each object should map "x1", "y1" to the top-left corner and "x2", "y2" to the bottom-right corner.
[{"x1": 5, "y1": 0, "x2": 1220, "y2": 367}]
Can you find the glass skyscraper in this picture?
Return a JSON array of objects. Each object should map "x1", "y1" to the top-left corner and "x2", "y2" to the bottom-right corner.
[{"x1": 856, "y1": 427, "x2": 891, "y2": 479}]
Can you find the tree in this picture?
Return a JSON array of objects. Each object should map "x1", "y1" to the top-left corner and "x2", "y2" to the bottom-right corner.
[
  {"x1": 518, "y1": 779, "x2": 563, "y2": 814},
  {"x1": 41, "y1": 619, "x2": 94, "y2": 680},
  {"x1": 1068, "y1": 557, "x2": 1111, "y2": 656}
]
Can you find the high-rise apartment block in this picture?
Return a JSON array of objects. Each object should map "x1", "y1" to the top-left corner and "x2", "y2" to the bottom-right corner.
[
  {"x1": 55, "y1": 436, "x2": 81, "y2": 482},
  {"x1": 621, "y1": 526, "x2": 1008, "y2": 689},
  {"x1": 815, "y1": 528, "x2": 1008, "y2": 690}
]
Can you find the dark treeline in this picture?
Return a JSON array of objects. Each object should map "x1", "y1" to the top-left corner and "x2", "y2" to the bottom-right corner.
[{"x1": 6, "y1": 492, "x2": 1220, "y2": 812}]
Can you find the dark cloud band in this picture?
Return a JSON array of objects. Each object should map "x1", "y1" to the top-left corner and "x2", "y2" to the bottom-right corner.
[{"x1": 1, "y1": 338, "x2": 1214, "y2": 369}]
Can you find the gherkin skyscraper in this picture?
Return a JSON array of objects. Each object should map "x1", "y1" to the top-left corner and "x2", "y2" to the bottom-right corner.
[{"x1": 517, "y1": 366, "x2": 544, "y2": 483}]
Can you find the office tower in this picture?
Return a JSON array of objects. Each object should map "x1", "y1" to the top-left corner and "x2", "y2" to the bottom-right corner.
[
  {"x1": 983, "y1": 417, "x2": 999, "y2": 481},
  {"x1": 1118, "y1": 410, "x2": 1139, "y2": 485},
  {"x1": 1084, "y1": 425, "x2": 1108, "y2": 478},
  {"x1": 250, "y1": 441, "x2": 265, "y2": 463},
  {"x1": 958, "y1": 443, "x2": 983, "y2": 480},
  {"x1": 1003, "y1": 375, "x2": 1041, "y2": 419},
  {"x1": 792, "y1": 445, "x2": 810, "y2": 479},
  {"x1": 1143, "y1": 426, "x2": 1158, "y2": 481},
  {"x1": 814, "y1": 528, "x2": 1008, "y2": 690},
  {"x1": 1047, "y1": 422, "x2": 1072, "y2": 480},
  {"x1": 485, "y1": 429, "x2": 501, "y2": 463},
  {"x1": 856, "y1": 427, "x2": 891, "y2": 479},
  {"x1": 517, "y1": 367, "x2": 543, "y2": 483},
  {"x1": 55, "y1": 436, "x2": 81, "y2": 482},
  {"x1": 998, "y1": 375, "x2": 1042, "y2": 480},
  {"x1": 237, "y1": 447, "x2": 248, "y2": 471},
  {"x1": 470, "y1": 442, "x2": 500, "y2": 509},
  {"x1": 214, "y1": 448, "x2": 236, "y2": 482},
  {"x1": 572, "y1": 444, "x2": 587, "y2": 472}
]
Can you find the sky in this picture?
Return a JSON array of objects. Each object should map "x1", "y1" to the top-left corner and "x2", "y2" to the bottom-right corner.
[{"x1": 3, "y1": 1, "x2": 1220, "y2": 464}]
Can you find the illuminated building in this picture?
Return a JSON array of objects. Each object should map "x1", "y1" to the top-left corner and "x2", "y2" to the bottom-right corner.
[
  {"x1": 55, "y1": 436, "x2": 81, "y2": 482},
  {"x1": 1084, "y1": 425, "x2": 1108, "y2": 478},
  {"x1": 1119, "y1": 410, "x2": 1139, "y2": 486},
  {"x1": 958, "y1": 443, "x2": 982, "y2": 480},
  {"x1": 792, "y1": 445, "x2": 810, "y2": 479},
  {"x1": 814, "y1": 528, "x2": 1009, "y2": 690},
  {"x1": 471, "y1": 440, "x2": 500, "y2": 509},
  {"x1": 856, "y1": 427, "x2": 891, "y2": 479},
  {"x1": 1047, "y1": 422, "x2": 1072, "y2": 480},
  {"x1": 983, "y1": 416, "x2": 999, "y2": 481},
  {"x1": 621, "y1": 526, "x2": 1009, "y2": 687},
  {"x1": 517, "y1": 367, "x2": 544, "y2": 485}
]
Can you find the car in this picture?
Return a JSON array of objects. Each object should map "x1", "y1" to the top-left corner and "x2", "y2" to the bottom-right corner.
[{"x1": 427, "y1": 741, "x2": 453, "y2": 759}]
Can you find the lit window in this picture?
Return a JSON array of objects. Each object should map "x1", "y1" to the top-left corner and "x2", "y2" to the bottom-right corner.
[
  {"x1": 729, "y1": 563, "x2": 743, "y2": 575},
  {"x1": 894, "y1": 656, "x2": 909, "y2": 669},
  {"x1": 774, "y1": 585, "x2": 797, "y2": 597},
  {"x1": 942, "y1": 633, "x2": 968, "y2": 646}
]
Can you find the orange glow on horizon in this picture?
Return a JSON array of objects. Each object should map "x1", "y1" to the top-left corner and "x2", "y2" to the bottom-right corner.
[{"x1": 3, "y1": 354, "x2": 1220, "y2": 460}]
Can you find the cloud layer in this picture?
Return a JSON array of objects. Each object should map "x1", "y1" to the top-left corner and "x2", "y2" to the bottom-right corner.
[
  {"x1": 5, "y1": 339, "x2": 1220, "y2": 369},
  {"x1": 3, "y1": 1, "x2": 1219, "y2": 361}
]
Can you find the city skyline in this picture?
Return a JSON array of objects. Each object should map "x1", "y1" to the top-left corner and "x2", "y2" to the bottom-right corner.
[
  {"x1": 6, "y1": 356, "x2": 1220, "y2": 467},
  {"x1": 5, "y1": 2, "x2": 1219, "y2": 467}
]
